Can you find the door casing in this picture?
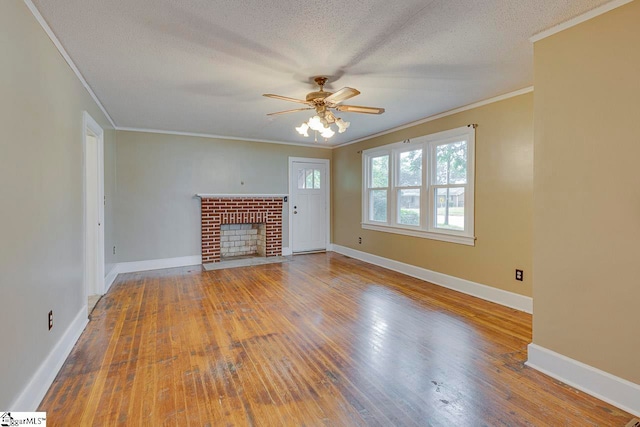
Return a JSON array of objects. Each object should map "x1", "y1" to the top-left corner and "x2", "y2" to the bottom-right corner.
[{"x1": 83, "y1": 111, "x2": 105, "y2": 302}]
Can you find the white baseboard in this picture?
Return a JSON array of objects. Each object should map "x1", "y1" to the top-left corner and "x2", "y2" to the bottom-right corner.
[
  {"x1": 104, "y1": 265, "x2": 118, "y2": 292},
  {"x1": 10, "y1": 305, "x2": 89, "y2": 411},
  {"x1": 331, "y1": 244, "x2": 533, "y2": 313},
  {"x1": 117, "y1": 255, "x2": 202, "y2": 274},
  {"x1": 283, "y1": 245, "x2": 332, "y2": 255},
  {"x1": 527, "y1": 344, "x2": 640, "y2": 417}
]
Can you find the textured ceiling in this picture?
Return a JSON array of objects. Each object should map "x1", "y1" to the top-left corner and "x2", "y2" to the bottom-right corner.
[{"x1": 32, "y1": 0, "x2": 610, "y2": 146}]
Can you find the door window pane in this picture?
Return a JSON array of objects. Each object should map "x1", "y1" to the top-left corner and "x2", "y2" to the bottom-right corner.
[
  {"x1": 398, "y1": 189, "x2": 420, "y2": 226},
  {"x1": 298, "y1": 167, "x2": 323, "y2": 189},
  {"x1": 435, "y1": 187, "x2": 465, "y2": 230},
  {"x1": 369, "y1": 190, "x2": 387, "y2": 222},
  {"x1": 398, "y1": 149, "x2": 422, "y2": 186},
  {"x1": 313, "y1": 169, "x2": 321, "y2": 189},
  {"x1": 436, "y1": 141, "x2": 467, "y2": 185},
  {"x1": 305, "y1": 169, "x2": 314, "y2": 189},
  {"x1": 371, "y1": 155, "x2": 389, "y2": 188}
]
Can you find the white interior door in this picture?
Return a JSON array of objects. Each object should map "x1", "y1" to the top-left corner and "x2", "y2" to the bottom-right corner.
[{"x1": 291, "y1": 160, "x2": 328, "y2": 253}]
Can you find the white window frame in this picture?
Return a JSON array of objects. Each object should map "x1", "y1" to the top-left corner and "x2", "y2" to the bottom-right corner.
[
  {"x1": 365, "y1": 150, "x2": 391, "y2": 223},
  {"x1": 362, "y1": 125, "x2": 476, "y2": 246},
  {"x1": 394, "y1": 146, "x2": 423, "y2": 228}
]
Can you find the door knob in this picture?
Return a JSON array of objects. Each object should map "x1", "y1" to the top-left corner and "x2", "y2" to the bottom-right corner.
[{"x1": 294, "y1": 211, "x2": 298, "y2": 214}]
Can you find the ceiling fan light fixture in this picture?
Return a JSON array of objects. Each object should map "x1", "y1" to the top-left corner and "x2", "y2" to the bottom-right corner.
[
  {"x1": 295, "y1": 122, "x2": 309, "y2": 137},
  {"x1": 326, "y1": 111, "x2": 336, "y2": 124},
  {"x1": 264, "y1": 76, "x2": 384, "y2": 142},
  {"x1": 336, "y1": 117, "x2": 350, "y2": 133},
  {"x1": 320, "y1": 127, "x2": 335, "y2": 139},
  {"x1": 308, "y1": 115, "x2": 324, "y2": 132}
]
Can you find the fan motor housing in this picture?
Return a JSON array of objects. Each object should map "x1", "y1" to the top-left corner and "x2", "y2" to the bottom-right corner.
[{"x1": 306, "y1": 91, "x2": 331, "y2": 102}]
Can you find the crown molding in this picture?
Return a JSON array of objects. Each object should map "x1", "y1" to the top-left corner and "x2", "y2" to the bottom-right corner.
[
  {"x1": 530, "y1": 0, "x2": 634, "y2": 43},
  {"x1": 116, "y1": 127, "x2": 334, "y2": 149},
  {"x1": 334, "y1": 86, "x2": 534, "y2": 149},
  {"x1": 23, "y1": 0, "x2": 117, "y2": 129},
  {"x1": 23, "y1": 0, "x2": 541, "y2": 151}
]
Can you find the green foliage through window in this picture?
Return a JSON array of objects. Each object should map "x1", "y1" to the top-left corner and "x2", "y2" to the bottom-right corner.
[
  {"x1": 371, "y1": 155, "x2": 389, "y2": 188},
  {"x1": 370, "y1": 190, "x2": 387, "y2": 222},
  {"x1": 436, "y1": 141, "x2": 467, "y2": 185},
  {"x1": 398, "y1": 149, "x2": 422, "y2": 186},
  {"x1": 399, "y1": 209, "x2": 419, "y2": 225}
]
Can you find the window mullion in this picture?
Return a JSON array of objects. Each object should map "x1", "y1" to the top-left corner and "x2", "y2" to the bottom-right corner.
[
  {"x1": 387, "y1": 150, "x2": 392, "y2": 225},
  {"x1": 425, "y1": 141, "x2": 433, "y2": 231},
  {"x1": 364, "y1": 156, "x2": 370, "y2": 223},
  {"x1": 389, "y1": 150, "x2": 396, "y2": 225}
]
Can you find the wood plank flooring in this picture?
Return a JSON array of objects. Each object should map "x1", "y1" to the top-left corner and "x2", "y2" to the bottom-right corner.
[{"x1": 39, "y1": 253, "x2": 633, "y2": 426}]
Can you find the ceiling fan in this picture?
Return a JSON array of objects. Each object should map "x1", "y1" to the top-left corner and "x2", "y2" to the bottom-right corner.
[{"x1": 263, "y1": 76, "x2": 385, "y2": 139}]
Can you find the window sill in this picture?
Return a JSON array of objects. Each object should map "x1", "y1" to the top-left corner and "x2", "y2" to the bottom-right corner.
[{"x1": 361, "y1": 223, "x2": 476, "y2": 246}]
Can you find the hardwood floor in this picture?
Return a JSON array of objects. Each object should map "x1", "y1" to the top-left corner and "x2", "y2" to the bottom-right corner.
[{"x1": 40, "y1": 253, "x2": 632, "y2": 426}]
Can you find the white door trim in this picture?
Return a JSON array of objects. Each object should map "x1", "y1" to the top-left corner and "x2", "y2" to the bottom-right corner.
[
  {"x1": 83, "y1": 111, "x2": 105, "y2": 300},
  {"x1": 288, "y1": 157, "x2": 331, "y2": 253}
]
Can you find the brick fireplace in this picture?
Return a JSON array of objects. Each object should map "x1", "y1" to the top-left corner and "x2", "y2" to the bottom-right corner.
[{"x1": 198, "y1": 195, "x2": 285, "y2": 263}]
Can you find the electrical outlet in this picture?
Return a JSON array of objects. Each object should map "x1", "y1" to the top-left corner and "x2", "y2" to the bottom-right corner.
[
  {"x1": 48, "y1": 310, "x2": 53, "y2": 330},
  {"x1": 358, "y1": 237, "x2": 362, "y2": 244},
  {"x1": 515, "y1": 269, "x2": 523, "y2": 281},
  {"x1": 113, "y1": 246, "x2": 116, "y2": 255}
]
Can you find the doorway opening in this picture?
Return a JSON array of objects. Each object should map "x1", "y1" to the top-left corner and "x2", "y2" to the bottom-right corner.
[{"x1": 83, "y1": 112, "x2": 105, "y2": 317}]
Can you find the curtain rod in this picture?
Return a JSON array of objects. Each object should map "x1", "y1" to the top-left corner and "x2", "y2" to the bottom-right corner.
[{"x1": 356, "y1": 123, "x2": 478, "y2": 154}]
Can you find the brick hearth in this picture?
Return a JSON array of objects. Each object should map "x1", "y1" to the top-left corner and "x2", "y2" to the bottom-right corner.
[{"x1": 199, "y1": 196, "x2": 284, "y2": 263}]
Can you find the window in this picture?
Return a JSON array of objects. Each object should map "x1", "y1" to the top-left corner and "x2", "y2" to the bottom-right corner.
[
  {"x1": 297, "y1": 168, "x2": 322, "y2": 189},
  {"x1": 366, "y1": 153, "x2": 389, "y2": 222},
  {"x1": 397, "y1": 148, "x2": 422, "y2": 226},
  {"x1": 362, "y1": 125, "x2": 475, "y2": 245}
]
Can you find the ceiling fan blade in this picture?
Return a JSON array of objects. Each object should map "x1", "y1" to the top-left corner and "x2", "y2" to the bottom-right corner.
[
  {"x1": 267, "y1": 108, "x2": 313, "y2": 116},
  {"x1": 336, "y1": 104, "x2": 385, "y2": 114},
  {"x1": 324, "y1": 87, "x2": 360, "y2": 104},
  {"x1": 263, "y1": 94, "x2": 310, "y2": 105}
]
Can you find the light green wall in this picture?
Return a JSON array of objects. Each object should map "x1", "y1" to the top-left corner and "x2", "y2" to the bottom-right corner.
[
  {"x1": 115, "y1": 131, "x2": 331, "y2": 262},
  {"x1": 332, "y1": 93, "x2": 534, "y2": 296},
  {"x1": 0, "y1": 0, "x2": 116, "y2": 407}
]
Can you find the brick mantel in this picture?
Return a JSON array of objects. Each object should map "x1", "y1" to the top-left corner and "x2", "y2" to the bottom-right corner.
[
  {"x1": 198, "y1": 195, "x2": 285, "y2": 263},
  {"x1": 196, "y1": 193, "x2": 288, "y2": 198}
]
